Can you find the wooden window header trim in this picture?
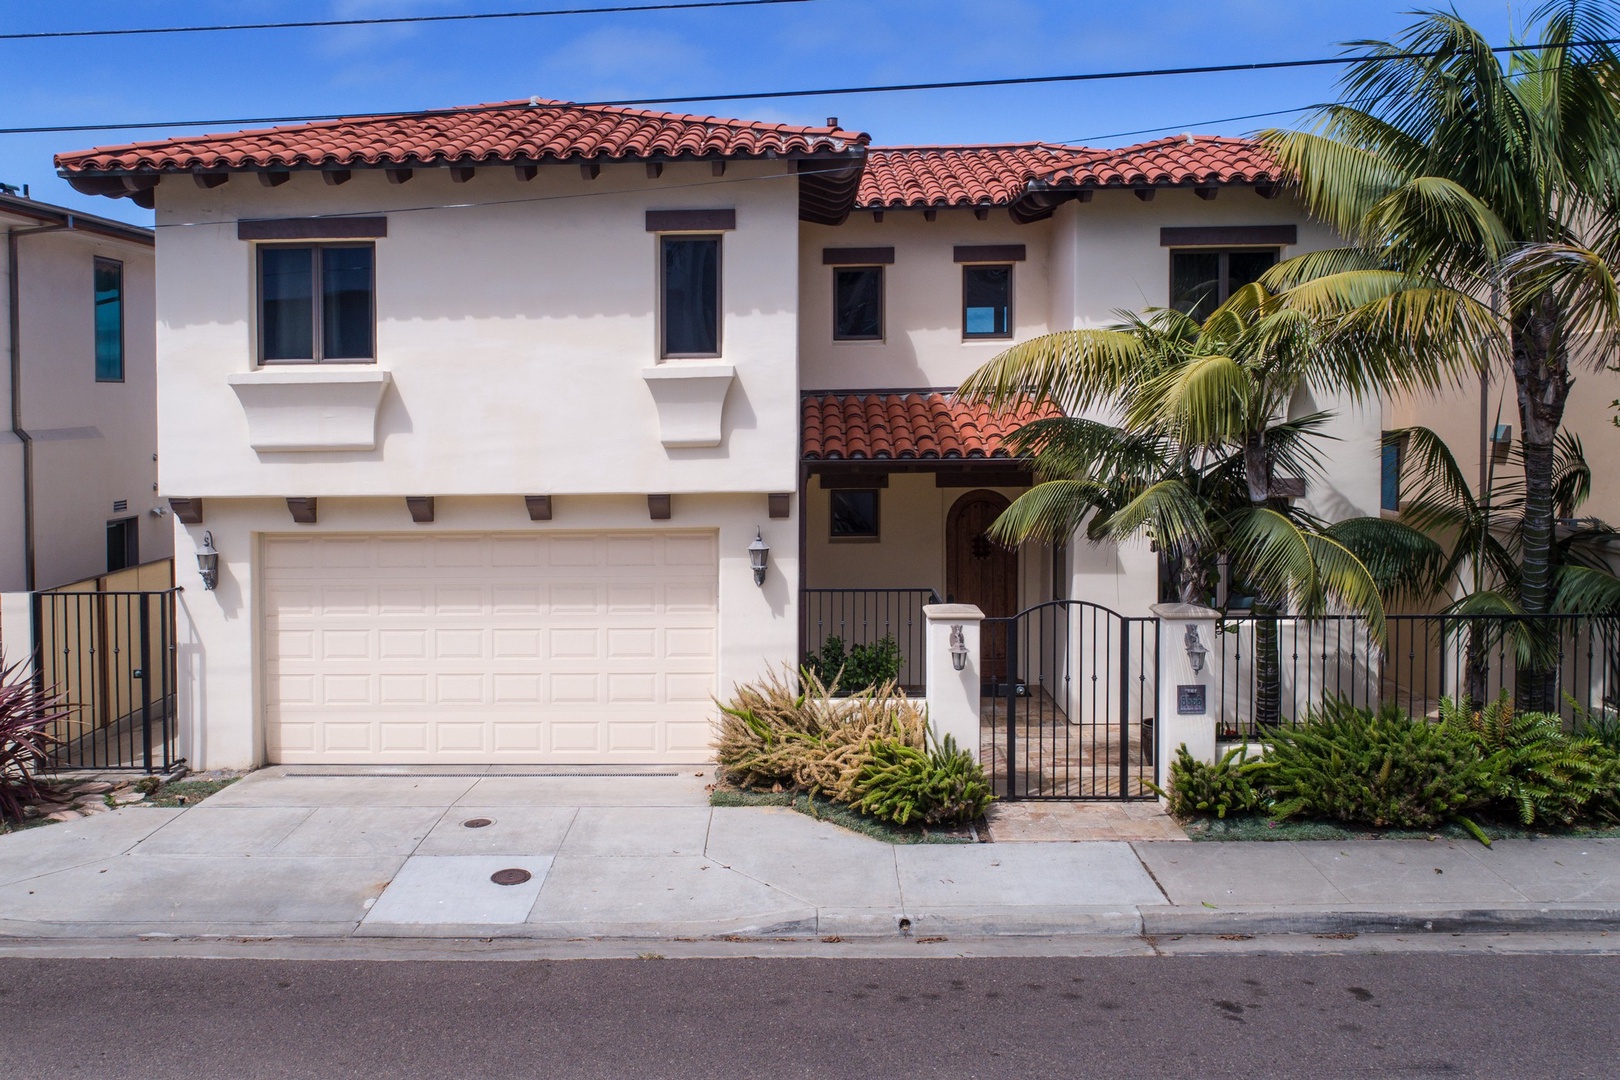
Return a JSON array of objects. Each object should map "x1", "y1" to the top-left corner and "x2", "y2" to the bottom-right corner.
[
  {"x1": 823, "y1": 246, "x2": 895, "y2": 265},
  {"x1": 1160, "y1": 225, "x2": 1297, "y2": 248},
  {"x1": 954, "y1": 244, "x2": 1026, "y2": 263},
  {"x1": 645, "y1": 208, "x2": 736, "y2": 232},
  {"x1": 238, "y1": 216, "x2": 388, "y2": 241}
]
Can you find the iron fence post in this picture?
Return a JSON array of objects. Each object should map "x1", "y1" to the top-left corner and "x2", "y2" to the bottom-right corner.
[
  {"x1": 1004, "y1": 622, "x2": 1018, "y2": 801},
  {"x1": 137, "y1": 592, "x2": 153, "y2": 774},
  {"x1": 1118, "y1": 620, "x2": 1131, "y2": 797}
]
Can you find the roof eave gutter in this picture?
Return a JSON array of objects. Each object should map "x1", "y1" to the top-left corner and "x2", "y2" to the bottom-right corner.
[{"x1": 7, "y1": 218, "x2": 72, "y2": 591}]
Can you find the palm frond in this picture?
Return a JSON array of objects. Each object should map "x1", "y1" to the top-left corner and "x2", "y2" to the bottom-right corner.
[
  {"x1": 986, "y1": 480, "x2": 1110, "y2": 547},
  {"x1": 954, "y1": 328, "x2": 1147, "y2": 414},
  {"x1": 1323, "y1": 517, "x2": 1449, "y2": 601}
]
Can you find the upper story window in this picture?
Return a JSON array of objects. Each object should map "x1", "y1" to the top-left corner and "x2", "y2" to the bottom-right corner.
[
  {"x1": 258, "y1": 243, "x2": 375, "y2": 363},
  {"x1": 962, "y1": 265, "x2": 1012, "y2": 339},
  {"x1": 93, "y1": 258, "x2": 124, "y2": 382},
  {"x1": 661, "y1": 235, "x2": 721, "y2": 358},
  {"x1": 1169, "y1": 248, "x2": 1278, "y2": 322},
  {"x1": 834, "y1": 266, "x2": 884, "y2": 341}
]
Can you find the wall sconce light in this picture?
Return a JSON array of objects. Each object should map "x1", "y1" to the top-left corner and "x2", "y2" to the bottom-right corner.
[
  {"x1": 197, "y1": 530, "x2": 220, "y2": 591},
  {"x1": 949, "y1": 624, "x2": 969, "y2": 672},
  {"x1": 1184, "y1": 624, "x2": 1207, "y2": 674},
  {"x1": 748, "y1": 528, "x2": 770, "y2": 586}
]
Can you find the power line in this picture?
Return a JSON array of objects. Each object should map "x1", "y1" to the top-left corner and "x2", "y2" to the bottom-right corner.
[
  {"x1": 7, "y1": 33, "x2": 1618, "y2": 140},
  {"x1": 0, "y1": 0, "x2": 811, "y2": 42},
  {"x1": 1062, "y1": 104, "x2": 1323, "y2": 146}
]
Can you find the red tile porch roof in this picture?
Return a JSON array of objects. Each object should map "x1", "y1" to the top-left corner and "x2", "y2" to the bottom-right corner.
[
  {"x1": 802, "y1": 392, "x2": 1062, "y2": 461},
  {"x1": 856, "y1": 144, "x2": 1088, "y2": 209},
  {"x1": 1037, "y1": 134, "x2": 1282, "y2": 190}
]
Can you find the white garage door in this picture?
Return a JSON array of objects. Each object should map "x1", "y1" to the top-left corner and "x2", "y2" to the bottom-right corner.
[{"x1": 262, "y1": 532, "x2": 718, "y2": 764}]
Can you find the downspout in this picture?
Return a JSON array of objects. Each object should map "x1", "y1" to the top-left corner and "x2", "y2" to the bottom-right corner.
[{"x1": 7, "y1": 218, "x2": 72, "y2": 591}]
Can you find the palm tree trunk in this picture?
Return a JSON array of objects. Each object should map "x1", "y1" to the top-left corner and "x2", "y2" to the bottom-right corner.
[{"x1": 1512, "y1": 296, "x2": 1571, "y2": 712}]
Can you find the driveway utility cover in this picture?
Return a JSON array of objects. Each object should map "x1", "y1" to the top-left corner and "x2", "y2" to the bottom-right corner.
[{"x1": 362, "y1": 855, "x2": 551, "y2": 926}]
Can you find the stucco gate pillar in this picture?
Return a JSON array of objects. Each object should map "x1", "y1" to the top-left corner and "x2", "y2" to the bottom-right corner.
[
  {"x1": 923, "y1": 603, "x2": 984, "y2": 762},
  {"x1": 1150, "y1": 603, "x2": 1219, "y2": 788}
]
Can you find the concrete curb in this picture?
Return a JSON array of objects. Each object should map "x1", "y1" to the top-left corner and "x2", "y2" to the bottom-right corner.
[{"x1": 1137, "y1": 904, "x2": 1620, "y2": 937}]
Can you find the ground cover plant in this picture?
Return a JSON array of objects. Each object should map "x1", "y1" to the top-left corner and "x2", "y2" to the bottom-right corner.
[
  {"x1": 712, "y1": 667, "x2": 991, "y2": 832},
  {"x1": 1163, "y1": 692, "x2": 1620, "y2": 843}
]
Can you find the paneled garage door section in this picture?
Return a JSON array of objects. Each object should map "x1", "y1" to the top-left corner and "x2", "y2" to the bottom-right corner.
[{"x1": 262, "y1": 532, "x2": 718, "y2": 764}]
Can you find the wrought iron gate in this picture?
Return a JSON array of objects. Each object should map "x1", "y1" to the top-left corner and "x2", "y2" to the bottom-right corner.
[{"x1": 983, "y1": 601, "x2": 1159, "y2": 800}]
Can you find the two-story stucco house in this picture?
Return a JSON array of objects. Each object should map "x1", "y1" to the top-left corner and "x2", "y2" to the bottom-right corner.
[
  {"x1": 53, "y1": 100, "x2": 1377, "y2": 771},
  {"x1": 1, "y1": 192, "x2": 168, "y2": 594}
]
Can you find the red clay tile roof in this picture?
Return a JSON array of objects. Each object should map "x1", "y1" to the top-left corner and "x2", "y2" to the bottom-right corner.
[
  {"x1": 56, "y1": 99, "x2": 869, "y2": 175},
  {"x1": 855, "y1": 136, "x2": 1281, "y2": 213},
  {"x1": 803, "y1": 393, "x2": 1062, "y2": 461},
  {"x1": 856, "y1": 144, "x2": 1087, "y2": 209},
  {"x1": 1037, "y1": 134, "x2": 1281, "y2": 189}
]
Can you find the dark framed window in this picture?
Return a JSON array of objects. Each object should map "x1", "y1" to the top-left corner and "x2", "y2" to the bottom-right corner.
[
  {"x1": 1381, "y1": 432, "x2": 1403, "y2": 512},
  {"x1": 1169, "y1": 248, "x2": 1278, "y2": 322},
  {"x1": 963, "y1": 264, "x2": 1012, "y2": 338},
  {"x1": 106, "y1": 517, "x2": 138, "y2": 573},
  {"x1": 258, "y1": 243, "x2": 375, "y2": 363},
  {"x1": 661, "y1": 235, "x2": 721, "y2": 357},
  {"x1": 829, "y1": 489, "x2": 880, "y2": 539},
  {"x1": 93, "y1": 258, "x2": 124, "y2": 382},
  {"x1": 833, "y1": 266, "x2": 883, "y2": 341}
]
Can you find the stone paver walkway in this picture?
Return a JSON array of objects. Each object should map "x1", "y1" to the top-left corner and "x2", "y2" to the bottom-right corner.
[{"x1": 985, "y1": 801, "x2": 1188, "y2": 842}]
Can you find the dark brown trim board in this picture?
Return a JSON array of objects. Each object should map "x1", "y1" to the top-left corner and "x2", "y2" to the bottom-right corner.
[
  {"x1": 167, "y1": 498, "x2": 204, "y2": 525},
  {"x1": 238, "y1": 217, "x2": 388, "y2": 241},
  {"x1": 817, "y1": 472, "x2": 890, "y2": 489},
  {"x1": 954, "y1": 244, "x2": 1026, "y2": 263},
  {"x1": 406, "y1": 496, "x2": 435, "y2": 523},
  {"x1": 286, "y1": 498, "x2": 318, "y2": 524},
  {"x1": 645, "y1": 209, "x2": 736, "y2": 232},
  {"x1": 768, "y1": 493, "x2": 792, "y2": 519},
  {"x1": 1159, "y1": 225, "x2": 1297, "y2": 248},
  {"x1": 822, "y1": 247, "x2": 895, "y2": 266},
  {"x1": 525, "y1": 495, "x2": 553, "y2": 521},
  {"x1": 648, "y1": 494, "x2": 672, "y2": 520}
]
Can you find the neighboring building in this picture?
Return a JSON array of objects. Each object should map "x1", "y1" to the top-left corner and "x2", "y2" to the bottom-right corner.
[
  {"x1": 54, "y1": 101, "x2": 1375, "y2": 769},
  {"x1": 0, "y1": 192, "x2": 167, "y2": 593}
]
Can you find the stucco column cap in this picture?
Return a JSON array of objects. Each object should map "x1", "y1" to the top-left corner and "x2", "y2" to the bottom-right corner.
[
  {"x1": 1151, "y1": 602, "x2": 1220, "y2": 620},
  {"x1": 924, "y1": 603, "x2": 985, "y2": 622}
]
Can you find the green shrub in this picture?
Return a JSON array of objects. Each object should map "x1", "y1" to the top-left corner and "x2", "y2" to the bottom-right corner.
[
  {"x1": 803, "y1": 634, "x2": 903, "y2": 692},
  {"x1": 1256, "y1": 698, "x2": 1500, "y2": 829},
  {"x1": 712, "y1": 666, "x2": 925, "y2": 802},
  {"x1": 1441, "y1": 694, "x2": 1619, "y2": 827},
  {"x1": 1151, "y1": 743, "x2": 1261, "y2": 819},
  {"x1": 851, "y1": 734, "x2": 993, "y2": 827}
]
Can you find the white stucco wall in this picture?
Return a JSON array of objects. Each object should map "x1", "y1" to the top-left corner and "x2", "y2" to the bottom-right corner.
[
  {"x1": 1, "y1": 214, "x2": 165, "y2": 591},
  {"x1": 172, "y1": 493, "x2": 795, "y2": 769},
  {"x1": 155, "y1": 162, "x2": 803, "y2": 500},
  {"x1": 798, "y1": 209, "x2": 1054, "y2": 391}
]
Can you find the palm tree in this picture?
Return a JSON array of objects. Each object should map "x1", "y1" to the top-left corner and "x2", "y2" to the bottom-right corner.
[
  {"x1": 958, "y1": 288, "x2": 1445, "y2": 722},
  {"x1": 1261, "y1": 0, "x2": 1620, "y2": 708},
  {"x1": 1382, "y1": 423, "x2": 1620, "y2": 701}
]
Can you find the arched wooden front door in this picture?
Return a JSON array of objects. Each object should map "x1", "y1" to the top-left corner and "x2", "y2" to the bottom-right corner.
[{"x1": 946, "y1": 490, "x2": 1018, "y2": 683}]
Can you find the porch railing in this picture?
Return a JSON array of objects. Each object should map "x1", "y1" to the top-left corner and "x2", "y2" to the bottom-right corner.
[
  {"x1": 800, "y1": 588, "x2": 940, "y2": 691},
  {"x1": 1213, "y1": 611, "x2": 1620, "y2": 739}
]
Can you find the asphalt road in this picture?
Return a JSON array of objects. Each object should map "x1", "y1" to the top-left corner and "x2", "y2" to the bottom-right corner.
[{"x1": 4, "y1": 953, "x2": 1618, "y2": 1078}]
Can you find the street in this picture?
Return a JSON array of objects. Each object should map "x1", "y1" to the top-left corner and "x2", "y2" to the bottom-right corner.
[{"x1": 4, "y1": 952, "x2": 1618, "y2": 1078}]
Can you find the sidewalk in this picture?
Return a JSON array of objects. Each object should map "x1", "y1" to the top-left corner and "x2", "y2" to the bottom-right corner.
[{"x1": 2, "y1": 768, "x2": 1619, "y2": 942}]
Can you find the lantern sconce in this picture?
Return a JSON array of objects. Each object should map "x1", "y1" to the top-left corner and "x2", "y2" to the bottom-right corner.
[
  {"x1": 748, "y1": 528, "x2": 770, "y2": 587},
  {"x1": 1184, "y1": 624, "x2": 1207, "y2": 674},
  {"x1": 197, "y1": 531, "x2": 220, "y2": 591},
  {"x1": 949, "y1": 624, "x2": 969, "y2": 672}
]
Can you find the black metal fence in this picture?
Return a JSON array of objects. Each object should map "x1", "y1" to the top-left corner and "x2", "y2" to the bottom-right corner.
[
  {"x1": 983, "y1": 600, "x2": 1159, "y2": 800},
  {"x1": 800, "y1": 588, "x2": 940, "y2": 691},
  {"x1": 32, "y1": 589, "x2": 180, "y2": 772},
  {"x1": 1213, "y1": 612, "x2": 1620, "y2": 740}
]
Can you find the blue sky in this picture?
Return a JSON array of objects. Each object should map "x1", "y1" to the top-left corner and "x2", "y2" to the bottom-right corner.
[{"x1": 1, "y1": 0, "x2": 1525, "y2": 224}]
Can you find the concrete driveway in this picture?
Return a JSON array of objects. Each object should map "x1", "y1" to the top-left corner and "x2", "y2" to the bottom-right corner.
[{"x1": 0, "y1": 767, "x2": 1162, "y2": 939}]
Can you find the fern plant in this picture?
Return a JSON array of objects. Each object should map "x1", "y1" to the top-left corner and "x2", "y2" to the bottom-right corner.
[
  {"x1": 1255, "y1": 698, "x2": 1500, "y2": 829},
  {"x1": 1441, "y1": 694, "x2": 1618, "y2": 827},
  {"x1": 802, "y1": 635, "x2": 904, "y2": 693},
  {"x1": 852, "y1": 734, "x2": 992, "y2": 826},
  {"x1": 1149, "y1": 743, "x2": 1261, "y2": 819}
]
